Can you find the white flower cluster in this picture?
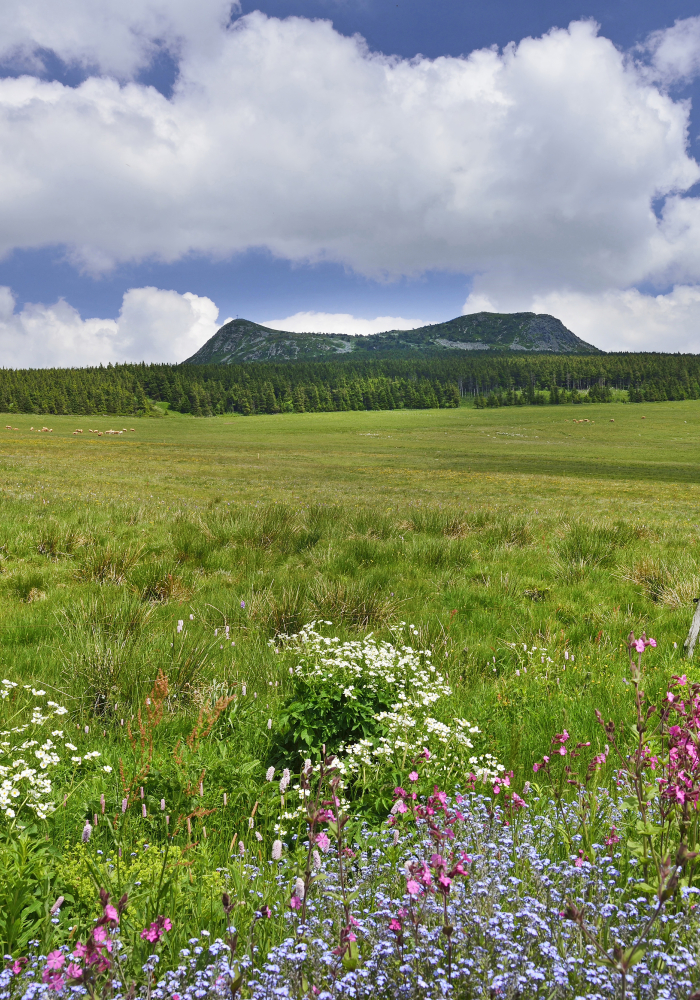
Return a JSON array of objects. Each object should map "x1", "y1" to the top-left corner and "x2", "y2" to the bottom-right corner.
[
  {"x1": 275, "y1": 623, "x2": 450, "y2": 714},
  {"x1": 276, "y1": 624, "x2": 501, "y2": 789},
  {"x1": 0, "y1": 681, "x2": 108, "y2": 823}
]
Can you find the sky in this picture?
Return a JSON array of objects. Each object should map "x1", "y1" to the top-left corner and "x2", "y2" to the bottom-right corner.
[{"x1": 2, "y1": 1, "x2": 700, "y2": 363}]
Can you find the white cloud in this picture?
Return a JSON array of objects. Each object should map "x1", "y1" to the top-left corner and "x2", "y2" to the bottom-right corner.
[
  {"x1": 642, "y1": 16, "x2": 700, "y2": 86},
  {"x1": 0, "y1": 287, "x2": 218, "y2": 367},
  {"x1": 0, "y1": 0, "x2": 238, "y2": 78},
  {"x1": 0, "y1": 14, "x2": 697, "y2": 301},
  {"x1": 462, "y1": 284, "x2": 700, "y2": 354},
  {"x1": 263, "y1": 311, "x2": 426, "y2": 335}
]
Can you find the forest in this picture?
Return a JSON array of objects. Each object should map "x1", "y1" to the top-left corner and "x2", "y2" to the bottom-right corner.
[{"x1": 0, "y1": 350, "x2": 698, "y2": 415}]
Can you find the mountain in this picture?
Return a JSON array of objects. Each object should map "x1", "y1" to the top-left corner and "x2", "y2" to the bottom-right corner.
[{"x1": 183, "y1": 312, "x2": 601, "y2": 364}]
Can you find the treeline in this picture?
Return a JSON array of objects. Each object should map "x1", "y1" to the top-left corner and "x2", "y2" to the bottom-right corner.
[{"x1": 0, "y1": 351, "x2": 699, "y2": 416}]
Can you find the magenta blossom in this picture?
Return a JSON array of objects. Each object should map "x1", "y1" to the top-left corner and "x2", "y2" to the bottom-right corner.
[
  {"x1": 315, "y1": 831, "x2": 330, "y2": 853},
  {"x1": 140, "y1": 916, "x2": 172, "y2": 944},
  {"x1": 408, "y1": 771, "x2": 419, "y2": 782},
  {"x1": 406, "y1": 879, "x2": 421, "y2": 895},
  {"x1": 45, "y1": 952, "x2": 65, "y2": 972}
]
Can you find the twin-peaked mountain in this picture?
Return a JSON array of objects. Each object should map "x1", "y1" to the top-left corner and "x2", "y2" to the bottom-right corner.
[{"x1": 183, "y1": 312, "x2": 601, "y2": 365}]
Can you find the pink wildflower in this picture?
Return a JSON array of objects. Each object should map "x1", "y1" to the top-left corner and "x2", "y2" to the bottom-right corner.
[
  {"x1": 65, "y1": 964, "x2": 82, "y2": 980},
  {"x1": 389, "y1": 918, "x2": 402, "y2": 932},
  {"x1": 316, "y1": 831, "x2": 330, "y2": 853},
  {"x1": 408, "y1": 771, "x2": 419, "y2": 782},
  {"x1": 104, "y1": 904, "x2": 119, "y2": 923},
  {"x1": 289, "y1": 895, "x2": 302, "y2": 911},
  {"x1": 45, "y1": 952, "x2": 65, "y2": 971},
  {"x1": 406, "y1": 879, "x2": 421, "y2": 895}
]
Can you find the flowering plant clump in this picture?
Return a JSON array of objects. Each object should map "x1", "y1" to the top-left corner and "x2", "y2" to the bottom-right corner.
[
  {"x1": 273, "y1": 624, "x2": 500, "y2": 795},
  {"x1": 6, "y1": 792, "x2": 700, "y2": 1000},
  {"x1": 0, "y1": 682, "x2": 107, "y2": 823}
]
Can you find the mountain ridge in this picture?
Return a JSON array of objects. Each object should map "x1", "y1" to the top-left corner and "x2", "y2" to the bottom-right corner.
[{"x1": 183, "y1": 311, "x2": 601, "y2": 364}]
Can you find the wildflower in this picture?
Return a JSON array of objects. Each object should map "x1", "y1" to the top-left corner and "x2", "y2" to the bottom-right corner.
[
  {"x1": 81, "y1": 820, "x2": 92, "y2": 842},
  {"x1": 279, "y1": 768, "x2": 290, "y2": 793},
  {"x1": 45, "y1": 952, "x2": 65, "y2": 972},
  {"x1": 267, "y1": 718, "x2": 272, "y2": 730},
  {"x1": 50, "y1": 896, "x2": 65, "y2": 915},
  {"x1": 406, "y1": 879, "x2": 421, "y2": 895},
  {"x1": 255, "y1": 830, "x2": 263, "y2": 841},
  {"x1": 271, "y1": 839, "x2": 283, "y2": 860},
  {"x1": 238, "y1": 841, "x2": 245, "y2": 856},
  {"x1": 241, "y1": 601, "x2": 245, "y2": 609},
  {"x1": 140, "y1": 916, "x2": 173, "y2": 944},
  {"x1": 313, "y1": 849, "x2": 322, "y2": 868},
  {"x1": 408, "y1": 770, "x2": 419, "y2": 782},
  {"x1": 266, "y1": 766, "x2": 275, "y2": 781},
  {"x1": 316, "y1": 831, "x2": 330, "y2": 853}
]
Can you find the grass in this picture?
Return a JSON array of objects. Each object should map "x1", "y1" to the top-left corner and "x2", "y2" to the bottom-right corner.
[
  {"x1": 2, "y1": 401, "x2": 700, "y2": 992},
  {"x1": 1, "y1": 404, "x2": 699, "y2": 758}
]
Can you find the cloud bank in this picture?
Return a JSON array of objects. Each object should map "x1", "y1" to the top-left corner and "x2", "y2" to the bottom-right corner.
[
  {"x1": 0, "y1": 287, "x2": 219, "y2": 366},
  {"x1": 263, "y1": 312, "x2": 426, "y2": 336},
  {"x1": 0, "y1": 12, "x2": 699, "y2": 294}
]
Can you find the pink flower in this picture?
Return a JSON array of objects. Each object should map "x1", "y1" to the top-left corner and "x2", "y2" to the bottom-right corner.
[
  {"x1": 92, "y1": 926, "x2": 107, "y2": 944},
  {"x1": 395, "y1": 801, "x2": 408, "y2": 814},
  {"x1": 11, "y1": 958, "x2": 27, "y2": 975},
  {"x1": 438, "y1": 874, "x2": 452, "y2": 890},
  {"x1": 42, "y1": 972, "x2": 65, "y2": 991},
  {"x1": 557, "y1": 746, "x2": 567, "y2": 756},
  {"x1": 316, "y1": 831, "x2": 330, "y2": 853},
  {"x1": 45, "y1": 952, "x2": 65, "y2": 971},
  {"x1": 422, "y1": 748, "x2": 431, "y2": 760},
  {"x1": 290, "y1": 895, "x2": 302, "y2": 911},
  {"x1": 73, "y1": 943, "x2": 89, "y2": 959},
  {"x1": 65, "y1": 964, "x2": 82, "y2": 980},
  {"x1": 140, "y1": 916, "x2": 172, "y2": 944},
  {"x1": 104, "y1": 904, "x2": 119, "y2": 923},
  {"x1": 408, "y1": 771, "x2": 419, "y2": 782},
  {"x1": 347, "y1": 932, "x2": 357, "y2": 942},
  {"x1": 634, "y1": 639, "x2": 645, "y2": 653},
  {"x1": 406, "y1": 879, "x2": 421, "y2": 895},
  {"x1": 647, "y1": 637, "x2": 657, "y2": 648},
  {"x1": 389, "y1": 918, "x2": 402, "y2": 932}
]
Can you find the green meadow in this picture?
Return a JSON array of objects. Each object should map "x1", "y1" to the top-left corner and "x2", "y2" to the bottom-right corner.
[
  {"x1": 2, "y1": 400, "x2": 700, "y2": 992},
  {"x1": 2, "y1": 402, "x2": 699, "y2": 763}
]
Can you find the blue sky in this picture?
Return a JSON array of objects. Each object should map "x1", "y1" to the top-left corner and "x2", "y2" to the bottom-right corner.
[{"x1": 1, "y1": 0, "x2": 700, "y2": 363}]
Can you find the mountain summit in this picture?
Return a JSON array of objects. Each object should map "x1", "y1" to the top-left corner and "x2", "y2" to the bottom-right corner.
[{"x1": 183, "y1": 312, "x2": 601, "y2": 364}]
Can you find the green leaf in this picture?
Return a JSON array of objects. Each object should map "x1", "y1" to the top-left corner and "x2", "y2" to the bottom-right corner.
[{"x1": 623, "y1": 944, "x2": 646, "y2": 968}]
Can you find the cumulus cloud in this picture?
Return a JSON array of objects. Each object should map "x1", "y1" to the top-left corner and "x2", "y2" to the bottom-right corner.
[
  {"x1": 0, "y1": 287, "x2": 218, "y2": 367},
  {"x1": 642, "y1": 15, "x2": 700, "y2": 86},
  {"x1": 0, "y1": 0, "x2": 238, "y2": 78},
  {"x1": 263, "y1": 311, "x2": 426, "y2": 335},
  {"x1": 0, "y1": 13, "x2": 698, "y2": 301}
]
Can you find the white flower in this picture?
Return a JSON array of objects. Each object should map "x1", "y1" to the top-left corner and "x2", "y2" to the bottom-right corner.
[
  {"x1": 65, "y1": 743, "x2": 77, "y2": 751},
  {"x1": 103, "y1": 765, "x2": 113, "y2": 773},
  {"x1": 271, "y1": 840, "x2": 283, "y2": 860}
]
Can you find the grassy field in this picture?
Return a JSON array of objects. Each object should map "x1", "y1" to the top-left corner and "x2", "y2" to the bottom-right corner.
[
  {"x1": 2, "y1": 401, "x2": 700, "y2": 996},
  {"x1": 2, "y1": 403, "x2": 700, "y2": 754}
]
